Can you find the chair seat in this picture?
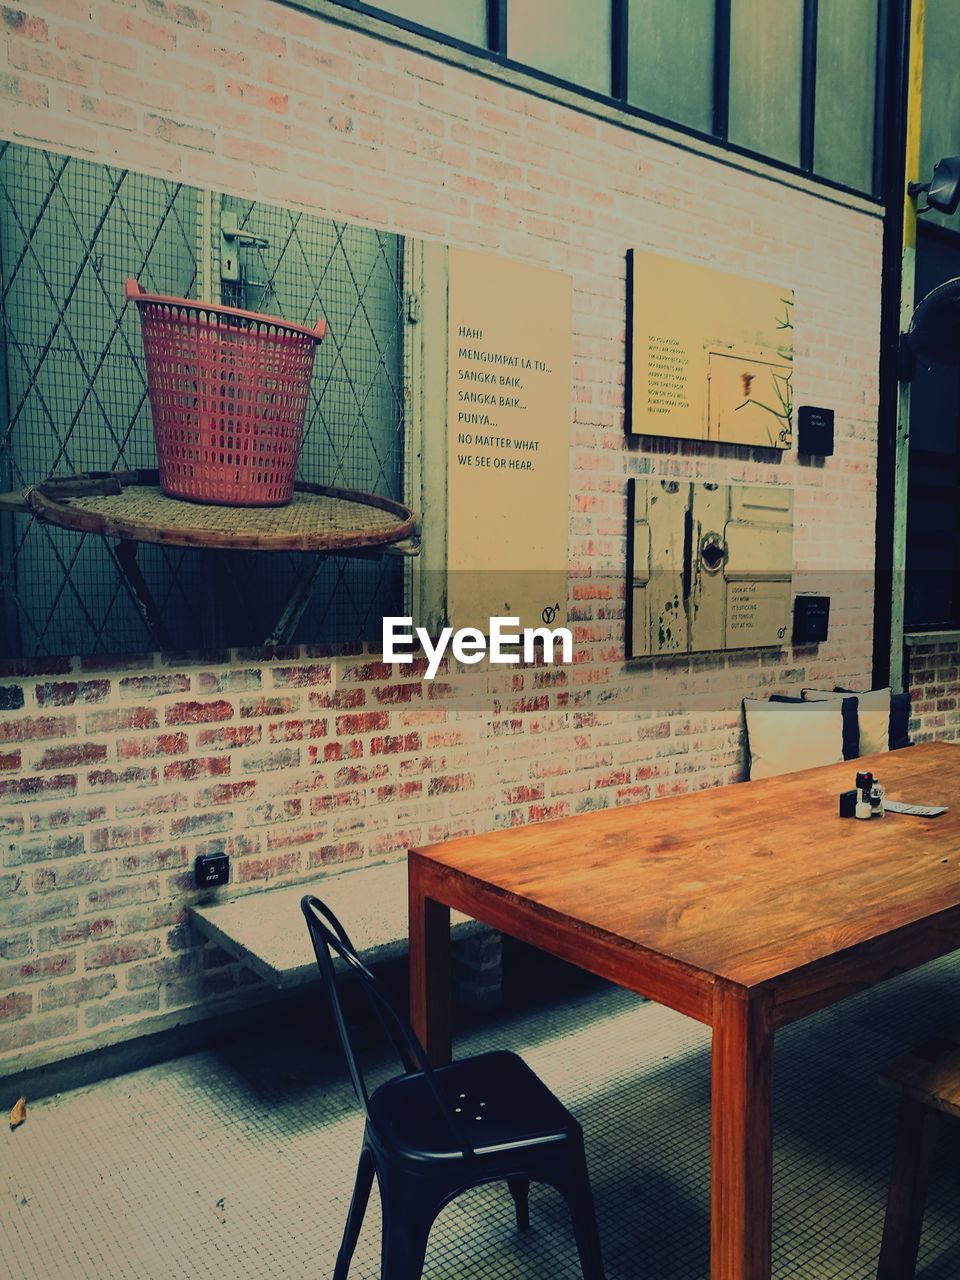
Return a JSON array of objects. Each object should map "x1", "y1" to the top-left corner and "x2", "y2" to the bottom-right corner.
[
  {"x1": 876, "y1": 1031, "x2": 960, "y2": 1278},
  {"x1": 369, "y1": 1050, "x2": 577, "y2": 1162},
  {"x1": 880, "y1": 1031, "x2": 960, "y2": 1120}
]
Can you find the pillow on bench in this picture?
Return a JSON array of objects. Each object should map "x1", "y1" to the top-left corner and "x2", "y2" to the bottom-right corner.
[
  {"x1": 771, "y1": 692, "x2": 859, "y2": 760},
  {"x1": 803, "y1": 686, "x2": 891, "y2": 756},
  {"x1": 743, "y1": 697, "x2": 844, "y2": 781},
  {"x1": 833, "y1": 686, "x2": 911, "y2": 751}
]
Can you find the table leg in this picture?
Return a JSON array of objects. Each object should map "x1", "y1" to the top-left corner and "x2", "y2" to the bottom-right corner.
[
  {"x1": 408, "y1": 859, "x2": 452, "y2": 1064},
  {"x1": 710, "y1": 983, "x2": 775, "y2": 1280}
]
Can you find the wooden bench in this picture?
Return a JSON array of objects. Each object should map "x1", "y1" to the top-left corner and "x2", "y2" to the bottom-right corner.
[
  {"x1": 877, "y1": 1030, "x2": 960, "y2": 1278},
  {"x1": 189, "y1": 859, "x2": 492, "y2": 994}
]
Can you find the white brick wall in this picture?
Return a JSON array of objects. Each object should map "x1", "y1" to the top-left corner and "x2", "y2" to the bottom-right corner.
[{"x1": 0, "y1": 0, "x2": 883, "y2": 1076}]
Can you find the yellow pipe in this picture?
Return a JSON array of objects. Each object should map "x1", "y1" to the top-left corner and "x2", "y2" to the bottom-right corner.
[
  {"x1": 902, "y1": 0, "x2": 925, "y2": 256},
  {"x1": 890, "y1": 0, "x2": 926, "y2": 692}
]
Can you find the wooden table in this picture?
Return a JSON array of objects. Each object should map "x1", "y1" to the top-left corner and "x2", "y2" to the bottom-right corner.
[{"x1": 408, "y1": 741, "x2": 960, "y2": 1279}]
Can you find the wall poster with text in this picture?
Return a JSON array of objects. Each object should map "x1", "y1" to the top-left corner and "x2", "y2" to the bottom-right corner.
[
  {"x1": 443, "y1": 247, "x2": 572, "y2": 633},
  {"x1": 627, "y1": 479, "x2": 794, "y2": 658},
  {"x1": 627, "y1": 249, "x2": 794, "y2": 448}
]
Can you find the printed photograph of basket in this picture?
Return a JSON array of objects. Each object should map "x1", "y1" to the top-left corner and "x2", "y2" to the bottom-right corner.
[{"x1": 126, "y1": 279, "x2": 327, "y2": 507}]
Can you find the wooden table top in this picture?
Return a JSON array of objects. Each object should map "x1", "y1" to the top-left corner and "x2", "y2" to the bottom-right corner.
[{"x1": 412, "y1": 742, "x2": 960, "y2": 994}]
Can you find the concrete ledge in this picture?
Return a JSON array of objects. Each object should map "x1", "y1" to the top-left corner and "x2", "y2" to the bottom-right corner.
[
  {"x1": 905, "y1": 631, "x2": 960, "y2": 648},
  {"x1": 189, "y1": 859, "x2": 478, "y2": 989}
]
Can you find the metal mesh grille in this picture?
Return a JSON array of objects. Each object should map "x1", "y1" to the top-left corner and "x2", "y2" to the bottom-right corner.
[
  {"x1": 0, "y1": 144, "x2": 405, "y2": 657},
  {"x1": 218, "y1": 196, "x2": 405, "y2": 649}
]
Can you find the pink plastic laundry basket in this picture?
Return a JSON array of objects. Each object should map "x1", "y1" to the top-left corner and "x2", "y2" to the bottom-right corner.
[{"x1": 126, "y1": 279, "x2": 327, "y2": 507}]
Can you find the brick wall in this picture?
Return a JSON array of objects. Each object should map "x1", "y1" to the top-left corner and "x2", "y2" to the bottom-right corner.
[
  {"x1": 907, "y1": 639, "x2": 960, "y2": 743},
  {"x1": 1, "y1": 0, "x2": 884, "y2": 1076}
]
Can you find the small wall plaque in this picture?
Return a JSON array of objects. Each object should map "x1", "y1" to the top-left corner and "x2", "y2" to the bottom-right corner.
[
  {"x1": 792, "y1": 595, "x2": 830, "y2": 644},
  {"x1": 797, "y1": 406, "x2": 834, "y2": 456}
]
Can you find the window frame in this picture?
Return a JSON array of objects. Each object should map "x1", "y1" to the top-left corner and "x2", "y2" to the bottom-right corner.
[{"x1": 325, "y1": 0, "x2": 892, "y2": 202}]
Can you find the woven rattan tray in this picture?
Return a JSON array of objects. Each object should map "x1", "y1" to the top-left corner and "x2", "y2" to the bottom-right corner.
[{"x1": 19, "y1": 471, "x2": 415, "y2": 553}]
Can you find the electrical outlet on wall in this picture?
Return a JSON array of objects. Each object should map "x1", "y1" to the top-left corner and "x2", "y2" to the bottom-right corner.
[{"x1": 195, "y1": 853, "x2": 229, "y2": 888}]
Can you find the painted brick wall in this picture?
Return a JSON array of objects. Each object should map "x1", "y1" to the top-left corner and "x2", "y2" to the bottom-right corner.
[
  {"x1": 908, "y1": 640, "x2": 960, "y2": 743},
  {"x1": 1, "y1": 0, "x2": 884, "y2": 1076}
]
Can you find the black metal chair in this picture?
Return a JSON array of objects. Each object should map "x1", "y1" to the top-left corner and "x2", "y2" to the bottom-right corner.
[{"x1": 301, "y1": 895, "x2": 606, "y2": 1280}]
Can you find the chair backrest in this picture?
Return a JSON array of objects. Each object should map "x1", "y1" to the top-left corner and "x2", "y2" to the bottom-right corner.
[{"x1": 300, "y1": 896, "x2": 473, "y2": 1156}]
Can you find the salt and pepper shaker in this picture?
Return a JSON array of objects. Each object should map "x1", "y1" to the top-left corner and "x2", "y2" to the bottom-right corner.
[{"x1": 854, "y1": 771, "x2": 884, "y2": 819}]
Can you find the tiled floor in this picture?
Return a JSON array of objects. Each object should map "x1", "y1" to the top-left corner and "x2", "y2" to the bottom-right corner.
[{"x1": 5, "y1": 954, "x2": 960, "y2": 1279}]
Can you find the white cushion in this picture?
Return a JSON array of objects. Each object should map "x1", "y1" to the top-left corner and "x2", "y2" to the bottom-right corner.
[
  {"x1": 744, "y1": 698, "x2": 844, "y2": 781},
  {"x1": 803, "y1": 687, "x2": 891, "y2": 756}
]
